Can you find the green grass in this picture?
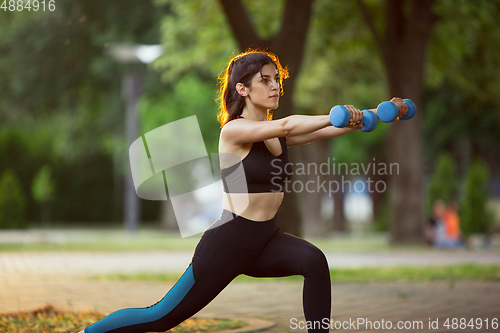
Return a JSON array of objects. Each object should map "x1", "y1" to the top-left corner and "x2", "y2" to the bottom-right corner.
[
  {"x1": 0, "y1": 229, "x2": 201, "y2": 252},
  {"x1": 0, "y1": 240, "x2": 196, "y2": 252},
  {"x1": 0, "y1": 305, "x2": 247, "y2": 333},
  {"x1": 0, "y1": 229, "x2": 441, "y2": 253},
  {"x1": 328, "y1": 264, "x2": 500, "y2": 282},
  {"x1": 89, "y1": 264, "x2": 500, "y2": 284}
]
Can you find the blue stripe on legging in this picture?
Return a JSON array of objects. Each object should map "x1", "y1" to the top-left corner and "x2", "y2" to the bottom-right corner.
[{"x1": 85, "y1": 264, "x2": 195, "y2": 333}]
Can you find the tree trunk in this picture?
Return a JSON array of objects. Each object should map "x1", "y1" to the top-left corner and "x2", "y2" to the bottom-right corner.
[
  {"x1": 358, "y1": 0, "x2": 438, "y2": 243},
  {"x1": 368, "y1": 148, "x2": 388, "y2": 222},
  {"x1": 294, "y1": 139, "x2": 330, "y2": 238},
  {"x1": 332, "y1": 174, "x2": 347, "y2": 232},
  {"x1": 275, "y1": 83, "x2": 302, "y2": 236},
  {"x1": 383, "y1": 0, "x2": 438, "y2": 243},
  {"x1": 219, "y1": 0, "x2": 314, "y2": 236}
]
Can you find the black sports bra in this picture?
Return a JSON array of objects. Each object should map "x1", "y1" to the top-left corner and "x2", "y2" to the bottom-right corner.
[{"x1": 221, "y1": 116, "x2": 292, "y2": 193}]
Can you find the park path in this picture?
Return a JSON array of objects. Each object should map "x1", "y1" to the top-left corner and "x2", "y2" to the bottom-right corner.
[
  {"x1": 1, "y1": 271, "x2": 500, "y2": 332},
  {"x1": 1, "y1": 250, "x2": 499, "y2": 277}
]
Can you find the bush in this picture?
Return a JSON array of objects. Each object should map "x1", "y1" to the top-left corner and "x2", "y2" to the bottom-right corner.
[
  {"x1": 373, "y1": 192, "x2": 390, "y2": 231},
  {"x1": 0, "y1": 127, "x2": 54, "y2": 222},
  {"x1": 460, "y1": 159, "x2": 494, "y2": 237},
  {"x1": 31, "y1": 165, "x2": 56, "y2": 203},
  {"x1": 31, "y1": 164, "x2": 56, "y2": 222},
  {"x1": 0, "y1": 168, "x2": 28, "y2": 229},
  {"x1": 427, "y1": 152, "x2": 458, "y2": 212}
]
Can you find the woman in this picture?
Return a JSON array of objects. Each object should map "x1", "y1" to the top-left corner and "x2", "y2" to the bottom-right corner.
[{"x1": 79, "y1": 49, "x2": 407, "y2": 333}]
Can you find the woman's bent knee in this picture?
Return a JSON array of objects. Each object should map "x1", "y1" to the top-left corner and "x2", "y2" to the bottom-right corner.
[{"x1": 300, "y1": 244, "x2": 329, "y2": 275}]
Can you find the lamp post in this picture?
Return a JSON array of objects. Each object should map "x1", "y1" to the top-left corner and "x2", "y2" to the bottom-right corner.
[{"x1": 107, "y1": 43, "x2": 163, "y2": 233}]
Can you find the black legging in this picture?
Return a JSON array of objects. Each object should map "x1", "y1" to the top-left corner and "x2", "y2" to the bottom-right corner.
[{"x1": 84, "y1": 210, "x2": 331, "y2": 333}]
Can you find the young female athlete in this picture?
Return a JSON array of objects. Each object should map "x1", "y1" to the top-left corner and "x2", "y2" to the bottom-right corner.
[{"x1": 79, "y1": 49, "x2": 407, "y2": 333}]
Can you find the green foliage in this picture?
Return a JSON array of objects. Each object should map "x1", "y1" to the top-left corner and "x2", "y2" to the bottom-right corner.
[
  {"x1": 139, "y1": 74, "x2": 221, "y2": 154},
  {"x1": 460, "y1": 159, "x2": 494, "y2": 237},
  {"x1": 424, "y1": 0, "x2": 500, "y2": 163},
  {"x1": 242, "y1": 0, "x2": 285, "y2": 39},
  {"x1": 0, "y1": 125, "x2": 121, "y2": 224},
  {"x1": 154, "y1": 0, "x2": 236, "y2": 82},
  {"x1": 298, "y1": 0, "x2": 386, "y2": 111},
  {"x1": 32, "y1": 164, "x2": 56, "y2": 223},
  {"x1": 0, "y1": 0, "x2": 170, "y2": 224},
  {"x1": 0, "y1": 0, "x2": 169, "y2": 123},
  {"x1": 328, "y1": 124, "x2": 389, "y2": 165},
  {"x1": 0, "y1": 169, "x2": 28, "y2": 229},
  {"x1": 373, "y1": 192, "x2": 390, "y2": 231},
  {"x1": 0, "y1": 0, "x2": 171, "y2": 167},
  {"x1": 428, "y1": 0, "x2": 500, "y2": 111},
  {"x1": 53, "y1": 152, "x2": 123, "y2": 223},
  {"x1": 148, "y1": 0, "x2": 242, "y2": 155},
  {"x1": 0, "y1": 126, "x2": 56, "y2": 222},
  {"x1": 31, "y1": 165, "x2": 56, "y2": 204},
  {"x1": 423, "y1": 83, "x2": 500, "y2": 168},
  {"x1": 427, "y1": 152, "x2": 459, "y2": 212}
]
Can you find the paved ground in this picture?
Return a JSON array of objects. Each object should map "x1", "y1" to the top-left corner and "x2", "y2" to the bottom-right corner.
[
  {"x1": 1, "y1": 231, "x2": 499, "y2": 332},
  {"x1": 2, "y1": 269, "x2": 499, "y2": 332}
]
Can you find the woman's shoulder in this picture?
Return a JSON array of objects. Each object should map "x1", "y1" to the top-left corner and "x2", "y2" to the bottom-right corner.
[
  {"x1": 221, "y1": 117, "x2": 286, "y2": 146},
  {"x1": 220, "y1": 117, "x2": 245, "y2": 138}
]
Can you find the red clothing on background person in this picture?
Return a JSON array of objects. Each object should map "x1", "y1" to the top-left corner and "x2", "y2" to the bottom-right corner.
[{"x1": 442, "y1": 204, "x2": 460, "y2": 240}]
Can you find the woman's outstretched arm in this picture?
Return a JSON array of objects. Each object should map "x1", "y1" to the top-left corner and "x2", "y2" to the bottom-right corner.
[
  {"x1": 285, "y1": 123, "x2": 362, "y2": 147},
  {"x1": 222, "y1": 106, "x2": 363, "y2": 145},
  {"x1": 285, "y1": 97, "x2": 409, "y2": 147}
]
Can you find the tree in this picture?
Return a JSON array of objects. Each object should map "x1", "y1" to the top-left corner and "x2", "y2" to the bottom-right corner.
[
  {"x1": 427, "y1": 152, "x2": 458, "y2": 211},
  {"x1": 460, "y1": 159, "x2": 494, "y2": 239},
  {"x1": 0, "y1": 169, "x2": 27, "y2": 229},
  {"x1": 31, "y1": 165, "x2": 56, "y2": 223},
  {"x1": 356, "y1": 0, "x2": 438, "y2": 243},
  {"x1": 356, "y1": 0, "x2": 500, "y2": 243},
  {"x1": 296, "y1": 0, "x2": 388, "y2": 233}
]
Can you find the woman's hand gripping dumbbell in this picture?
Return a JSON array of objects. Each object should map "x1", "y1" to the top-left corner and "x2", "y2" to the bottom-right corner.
[
  {"x1": 373, "y1": 97, "x2": 416, "y2": 123},
  {"x1": 329, "y1": 105, "x2": 378, "y2": 132}
]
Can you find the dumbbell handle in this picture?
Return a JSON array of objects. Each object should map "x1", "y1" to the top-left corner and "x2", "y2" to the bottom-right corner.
[
  {"x1": 369, "y1": 99, "x2": 416, "y2": 123},
  {"x1": 329, "y1": 105, "x2": 377, "y2": 132}
]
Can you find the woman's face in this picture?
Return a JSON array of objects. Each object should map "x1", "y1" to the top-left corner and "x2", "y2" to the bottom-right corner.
[{"x1": 244, "y1": 63, "x2": 281, "y2": 111}]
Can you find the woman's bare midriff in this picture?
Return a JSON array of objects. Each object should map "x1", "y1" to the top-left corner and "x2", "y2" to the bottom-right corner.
[
  {"x1": 219, "y1": 131, "x2": 285, "y2": 221},
  {"x1": 222, "y1": 191, "x2": 284, "y2": 221}
]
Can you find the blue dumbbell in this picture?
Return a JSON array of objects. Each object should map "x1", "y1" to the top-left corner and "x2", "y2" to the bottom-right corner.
[
  {"x1": 329, "y1": 105, "x2": 378, "y2": 132},
  {"x1": 376, "y1": 99, "x2": 417, "y2": 122}
]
